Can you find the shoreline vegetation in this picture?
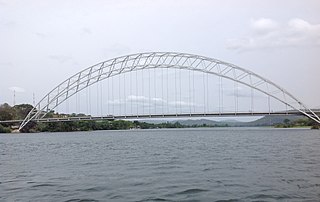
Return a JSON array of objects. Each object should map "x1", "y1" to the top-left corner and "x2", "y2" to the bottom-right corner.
[{"x1": 0, "y1": 103, "x2": 319, "y2": 133}]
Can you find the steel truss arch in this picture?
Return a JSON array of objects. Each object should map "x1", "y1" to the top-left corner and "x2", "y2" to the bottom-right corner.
[{"x1": 19, "y1": 52, "x2": 320, "y2": 130}]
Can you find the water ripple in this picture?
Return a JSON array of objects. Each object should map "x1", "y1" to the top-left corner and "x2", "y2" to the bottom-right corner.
[
  {"x1": 31, "y1": 183, "x2": 56, "y2": 188},
  {"x1": 64, "y1": 199, "x2": 99, "y2": 202},
  {"x1": 1, "y1": 128, "x2": 320, "y2": 201},
  {"x1": 177, "y1": 188, "x2": 208, "y2": 195}
]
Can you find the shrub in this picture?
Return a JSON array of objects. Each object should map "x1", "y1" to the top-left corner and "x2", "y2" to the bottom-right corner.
[{"x1": 0, "y1": 124, "x2": 11, "y2": 133}]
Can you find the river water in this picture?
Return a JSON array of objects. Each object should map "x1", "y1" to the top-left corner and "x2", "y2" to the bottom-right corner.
[{"x1": 1, "y1": 128, "x2": 320, "y2": 201}]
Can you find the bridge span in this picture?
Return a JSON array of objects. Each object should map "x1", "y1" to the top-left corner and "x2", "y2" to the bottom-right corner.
[{"x1": 17, "y1": 52, "x2": 320, "y2": 130}]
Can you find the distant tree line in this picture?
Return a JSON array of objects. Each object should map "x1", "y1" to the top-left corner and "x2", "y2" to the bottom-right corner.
[
  {"x1": 26, "y1": 120, "x2": 186, "y2": 133},
  {"x1": 274, "y1": 118, "x2": 319, "y2": 129},
  {"x1": 13, "y1": 119, "x2": 216, "y2": 133},
  {"x1": 1, "y1": 103, "x2": 318, "y2": 133},
  {"x1": 0, "y1": 103, "x2": 216, "y2": 133}
]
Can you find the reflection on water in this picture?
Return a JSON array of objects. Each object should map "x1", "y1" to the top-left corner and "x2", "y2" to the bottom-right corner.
[{"x1": 1, "y1": 128, "x2": 320, "y2": 201}]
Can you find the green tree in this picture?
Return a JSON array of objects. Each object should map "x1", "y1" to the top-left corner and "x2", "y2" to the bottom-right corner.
[
  {"x1": 0, "y1": 103, "x2": 14, "y2": 121},
  {"x1": 13, "y1": 104, "x2": 34, "y2": 119},
  {"x1": 283, "y1": 119, "x2": 290, "y2": 125}
]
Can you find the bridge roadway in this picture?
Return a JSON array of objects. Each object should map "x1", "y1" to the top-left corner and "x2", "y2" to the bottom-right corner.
[{"x1": 1, "y1": 111, "x2": 319, "y2": 124}]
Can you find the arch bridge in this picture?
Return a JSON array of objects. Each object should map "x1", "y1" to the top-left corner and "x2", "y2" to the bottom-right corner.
[{"x1": 19, "y1": 52, "x2": 320, "y2": 130}]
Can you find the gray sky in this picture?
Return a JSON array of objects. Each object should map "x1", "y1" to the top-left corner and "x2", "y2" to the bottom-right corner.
[{"x1": 1, "y1": 0, "x2": 320, "y2": 112}]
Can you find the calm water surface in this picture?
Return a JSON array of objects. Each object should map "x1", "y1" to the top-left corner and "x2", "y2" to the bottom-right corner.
[{"x1": 1, "y1": 128, "x2": 320, "y2": 201}]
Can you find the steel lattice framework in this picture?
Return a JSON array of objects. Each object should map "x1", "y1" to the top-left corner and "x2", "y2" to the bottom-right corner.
[{"x1": 19, "y1": 52, "x2": 320, "y2": 130}]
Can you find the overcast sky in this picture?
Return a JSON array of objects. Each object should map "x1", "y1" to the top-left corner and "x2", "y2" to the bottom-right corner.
[{"x1": 1, "y1": 0, "x2": 320, "y2": 111}]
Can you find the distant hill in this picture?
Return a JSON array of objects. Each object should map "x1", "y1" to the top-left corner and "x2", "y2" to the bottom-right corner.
[
  {"x1": 178, "y1": 119, "x2": 229, "y2": 126},
  {"x1": 143, "y1": 115, "x2": 305, "y2": 127},
  {"x1": 144, "y1": 119, "x2": 230, "y2": 126},
  {"x1": 233, "y1": 115, "x2": 303, "y2": 127}
]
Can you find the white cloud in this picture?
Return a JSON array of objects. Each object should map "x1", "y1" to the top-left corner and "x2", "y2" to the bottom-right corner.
[
  {"x1": 127, "y1": 95, "x2": 150, "y2": 103},
  {"x1": 168, "y1": 101, "x2": 195, "y2": 107},
  {"x1": 251, "y1": 18, "x2": 278, "y2": 35},
  {"x1": 9, "y1": 86, "x2": 26, "y2": 93},
  {"x1": 107, "y1": 99, "x2": 124, "y2": 105},
  {"x1": 226, "y1": 18, "x2": 320, "y2": 51},
  {"x1": 109, "y1": 95, "x2": 166, "y2": 106},
  {"x1": 151, "y1": 97, "x2": 166, "y2": 104}
]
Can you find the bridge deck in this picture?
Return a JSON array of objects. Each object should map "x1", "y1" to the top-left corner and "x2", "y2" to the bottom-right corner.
[{"x1": 2, "y1": 111, "x2": 319, "y2": 124}]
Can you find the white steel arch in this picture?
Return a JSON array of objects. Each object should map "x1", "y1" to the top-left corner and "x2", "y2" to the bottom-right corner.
[{"x1": 19, "y1": 52, "x2": 320, "y2": 130}]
